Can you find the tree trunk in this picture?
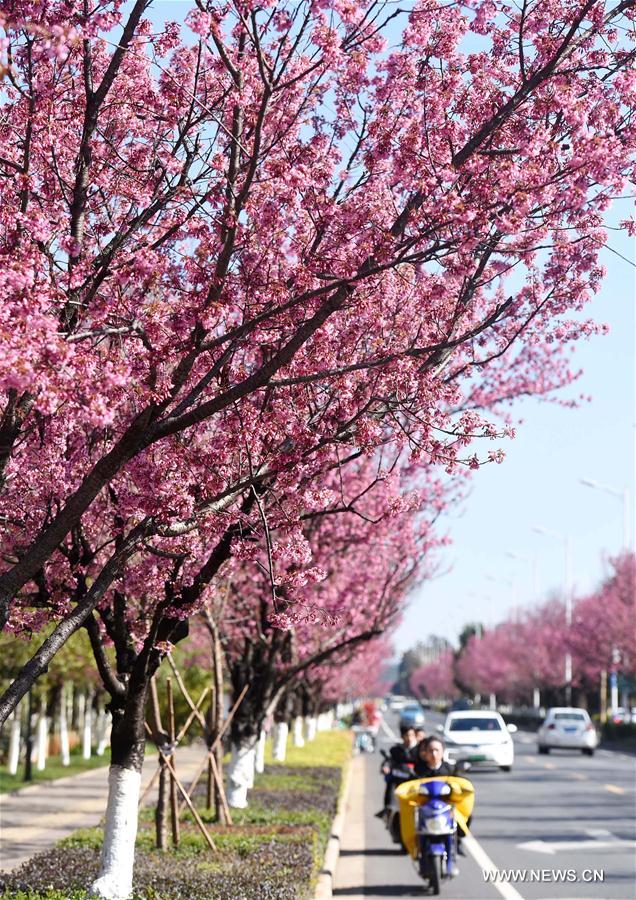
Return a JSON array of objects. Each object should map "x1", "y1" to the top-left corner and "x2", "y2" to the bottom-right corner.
[
  {"x1": 23, "y1": 690, "x2": 33, "y2": 782},
  {"x1": 83, "y1": 691, "x2": 94, "y2": 759},
  {"x1": 155, "y1": 762, "x2": 169, "y2": 852},
  {"x1": 35, "y1": 697, "x2": 48, "y2": 771},
  {"x1": 96, "y1": 695, "x2": 110, "y2": 756},
  {"x1": 77, "y1": 690, "x2": 86, "y2": 735},
  {"x1": 8, "y1": 707, "x2": 21, "y2": 774},
  {"x1": 226, "y1": 737, "x2": 258, "y2": 809},
  {"x1": 292, "y1": 716, "x2": 305, "y2": 747},
  {"x1": 89, "y1": 686, "x2": 147, "y2": 899},
  {"x1": 272, "y1": 721, "x2": 288, "y2": 762},
  {"x1": 304, "y1": 715, "x2": 317, "y2": 742},
  {"x1": 208, "y1": 615, "x2": 227, "y2": 823},
  {"x1": 255, "y1": 729, "x2": 266, "y2": 774}
]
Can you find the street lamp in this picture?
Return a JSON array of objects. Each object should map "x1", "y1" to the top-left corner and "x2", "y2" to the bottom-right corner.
[
  {"x1": 532, "y1": 526, "x2": 573, "y2": 704},
  {"x1": 580, "y1": 478, "x2": 631, "y2": 551}
]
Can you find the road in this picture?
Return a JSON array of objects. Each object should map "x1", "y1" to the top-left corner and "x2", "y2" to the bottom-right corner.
[{"x1": 333, "y1": 709, "x2": 636, "y2": 899}]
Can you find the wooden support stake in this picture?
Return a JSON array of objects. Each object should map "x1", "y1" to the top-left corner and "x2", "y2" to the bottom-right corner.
[
  {"x1": 177, "y1": 683, "x2": 250, "y2": 813},
  {"x1": 167, "y1": 677, "x2": 180, "y2": 847},
  {"x1": 149, "y1": 676, "x2": 168, "y2": 851},
  {"x1": 178, "y1": 752, "x2": 209, "y2": 814},
  {"x1": 162, "y1": 749, "x2": 217, "y2": 851},
  {"x1": 175, "y1": 686, "x2": 209, "y2": 745},
  {"x1": 209, "y1": 748, "x2": 232, "y2": 825}
]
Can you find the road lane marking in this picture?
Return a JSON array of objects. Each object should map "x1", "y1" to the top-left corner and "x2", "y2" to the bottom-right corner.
[
  {"x1": 543, "y1": 762, "x2": 555, "y2": 769},
  {"x1": 604, "y1": 783, "x2": 625, "y2": 794},
  {"x1": 463, "y1": 833, "x2": 525, "y2": 900},
  {"x1": 517, "y1": 837, "x2": 636, "y2": 854},
  {"x1": 379, "y1": 716, "x2": 398, "y2": 741},
  {"x1": 523, "y1": 755, "x2": 538, "y2": 764},
  {"x1": 567, "y1": 772, "x2": 586, "y2": 780}
]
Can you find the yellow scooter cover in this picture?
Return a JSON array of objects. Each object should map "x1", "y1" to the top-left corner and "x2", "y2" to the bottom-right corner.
[{"x1": 395, "y1": 776, "x2": 475, "y2": 859}]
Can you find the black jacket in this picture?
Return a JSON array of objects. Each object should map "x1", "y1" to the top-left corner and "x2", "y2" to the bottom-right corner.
[
  {"x1": 389, "y1": 743, "x2": 415, "y2": 767},
  {"x1": 413, "y1": 759, "x2": 456, "y2": 778}
]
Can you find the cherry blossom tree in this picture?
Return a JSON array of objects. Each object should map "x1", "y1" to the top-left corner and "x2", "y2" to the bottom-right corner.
[
  {"x1": 569, "y1": 553, "x2": 636, "y2": 688},
  {"x1": 213, "y1": 456, "x2": 439, "y2": 808},
  {"x1": 0, "y1": 2, "x2": 634, "y2": 893},
  {"x1": 410, "y1": 649, "x2": 458, "y2": 701},
  {"x1": 1, "y1": 0, "x2": 634, "y2": 658}
]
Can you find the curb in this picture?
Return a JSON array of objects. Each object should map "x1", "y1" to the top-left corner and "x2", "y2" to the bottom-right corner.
[{"x1": 313, "y1": 749, "x2": 355, "y2": 899}]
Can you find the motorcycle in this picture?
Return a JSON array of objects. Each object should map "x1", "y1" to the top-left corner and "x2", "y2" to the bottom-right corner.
[
  {"x1": 395, "y1": 775, "x2": 475, "y2": 895},
  {"x1": 379, "y1": 750, "x2": 416, "y2": 847}
]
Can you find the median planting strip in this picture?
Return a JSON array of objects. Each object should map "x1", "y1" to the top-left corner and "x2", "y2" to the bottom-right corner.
[{"x1": 0, "y1": 730, "x2": 352, "y2": 899}]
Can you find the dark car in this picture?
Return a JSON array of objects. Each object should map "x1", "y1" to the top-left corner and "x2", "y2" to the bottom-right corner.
[{"x1": 449, "y1": 698, "x2": 472, "y2": 712}]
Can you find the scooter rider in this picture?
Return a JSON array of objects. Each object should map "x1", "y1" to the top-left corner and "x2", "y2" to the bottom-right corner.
[
  {"x1": 413, "y1": 735, "x2": 456, "y2": 778},
  {"x1": 414, "y1": 736, "x2": 469, "y2": 857},
  {"x1": 375, "y1": 725, "x2": 417, "y2": 817}
]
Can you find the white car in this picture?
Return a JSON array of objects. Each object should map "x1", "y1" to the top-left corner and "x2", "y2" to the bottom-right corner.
[
  {"x1": 441, "y1": 710, "x2": 516, "y2": 771},
  {"x1": 537, "y1": 707, "x2": 598, "y2": 755},
  {"x1": 389, "y1": 695, "x2": 407, "y2": 711}
]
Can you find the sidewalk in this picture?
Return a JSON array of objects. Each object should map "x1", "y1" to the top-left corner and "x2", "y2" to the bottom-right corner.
[
  {"x1": 332, "y1": 753, "x2": 366, "y2": 899},
  {"x1": 0, "y1": 743, "x2": 206, "y2": 873}
]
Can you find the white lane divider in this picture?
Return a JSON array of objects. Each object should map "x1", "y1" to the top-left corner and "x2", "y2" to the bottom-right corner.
[
  {"x1": 463, "y1": 833, "x2": 525, "y2": 900},
  {"x1": 517, "y1": 828, "x2": 636, "y2": 854},
  {"x1": 378, "y1": 716, "x2": 398, "y2": 742}
]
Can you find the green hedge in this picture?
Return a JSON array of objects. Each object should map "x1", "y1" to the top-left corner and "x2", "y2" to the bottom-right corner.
[{"x1": 601, "y1": 721, "x2": 636, "y2": 741}]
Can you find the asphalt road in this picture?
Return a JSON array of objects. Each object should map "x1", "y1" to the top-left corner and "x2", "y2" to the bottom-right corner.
[{"x1": 333, "y1": 709, "x2": 636, "y2": 899}]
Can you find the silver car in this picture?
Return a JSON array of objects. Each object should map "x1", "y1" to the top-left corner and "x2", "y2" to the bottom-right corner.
[{"x1": 537, "y1": 707, "x2": 598, "y2": 756}]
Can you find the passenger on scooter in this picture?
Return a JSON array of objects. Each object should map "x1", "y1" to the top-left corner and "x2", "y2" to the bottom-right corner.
[
  {"x1": 375, "y1": 725, "x2": 417, "y2": 817},
  {"x1": 390, "y1": 725, "x2": 418, "y2": 766}
]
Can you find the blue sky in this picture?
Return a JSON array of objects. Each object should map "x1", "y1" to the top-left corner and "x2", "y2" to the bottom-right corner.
[{"x1": 137, "y1": 2, "x2": 635, "y2": 649}]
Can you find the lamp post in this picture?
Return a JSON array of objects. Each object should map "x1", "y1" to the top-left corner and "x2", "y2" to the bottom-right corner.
[
  {"x1": 580, "y1": 478, "x2": 632, "y2": 712},
  {"x1": 533, "y1": 527, "x2": 573, "y2": 704},
  {"x1": 580, "y1": 478, "x2": 631, "y2": 551}
]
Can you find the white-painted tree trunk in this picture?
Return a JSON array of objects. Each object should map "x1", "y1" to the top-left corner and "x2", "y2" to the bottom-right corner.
[
  {"x1": 36, "y1": 704, "x2": 48, "y2": 771},
  {"x1": 272, "y1": 722, "x2": 288, "y2": 761},
  {"x1": 96, "y1": 698, "x2": 110, "y2": 756},
  {"x1": 59, "y1": 688, "x2": 70, "y2": 766},
  {"x1": 89, "y1": 765, "x2": 141, "y2": 900},
  {"x1": 532, "y1": 688, "x2": 541, "y2": 709},
  {"x1": 324, "y1": 709, "x2": 334, "y2": 730},
  {"x1": 489, "y1": 693, "x2": 497, "y2": 710},
  {"x1": 83, "y1": 696, "x2": 93, "y2": 760},
  {"x1": 8, "y1": 710, "x2": 21, "y2": 775},
  {"x1": 255, "y1": 729, "x2": 266, "y2": 775},
  {"x1": 77, "y1": 690, "x2": 86, "y2": 721},
  {"x1": 227, "y1": 739, "x2": 257, "y2": 808},
  {"x1": 292, "y1": 716, "x2": 305, "y2": 747},
  {"x1": 67, "y1": 683, "x2": 75, "y2": 728},
  {"x1": 304, "y1": 715, "x2": 317, "y2": 742}
]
